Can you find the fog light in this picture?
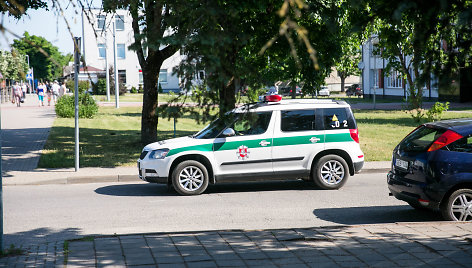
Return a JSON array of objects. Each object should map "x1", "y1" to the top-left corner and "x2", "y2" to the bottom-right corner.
[{"x1": 145, "y1": 169, "x2": 158, "y2": 177}]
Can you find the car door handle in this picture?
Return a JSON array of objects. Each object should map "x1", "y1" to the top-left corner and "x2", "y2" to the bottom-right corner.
[
  {"x1": 310, "y1": 137, "x2": 320, "y2": 143},
  {"x1": 259, "y1": 140, "x2": 271, "y2": 146}
]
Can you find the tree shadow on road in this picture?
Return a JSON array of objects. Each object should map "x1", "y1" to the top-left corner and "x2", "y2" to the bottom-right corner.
[{"x1": 314, "y1": 205, "x2": 443, "y2": 225}]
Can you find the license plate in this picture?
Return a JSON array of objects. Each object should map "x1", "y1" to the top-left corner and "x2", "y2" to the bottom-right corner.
[{"x1": 395, "y1": 159, "x2": 408, "y2": 170}]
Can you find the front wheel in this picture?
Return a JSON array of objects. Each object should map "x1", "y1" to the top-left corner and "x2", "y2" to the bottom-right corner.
[
  {"x1": 172, "y1": 160, "x2": 209, "y2": 195},
  {"x1": 441, "y1": 189, "x2": 472, "y2": 221},
  {"x1": 312, "y1": 155, "x2": 349, "y2": 190}
]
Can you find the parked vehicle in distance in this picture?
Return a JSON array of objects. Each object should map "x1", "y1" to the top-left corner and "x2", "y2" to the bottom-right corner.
[
  {"x1": 138, "y1": 95, "x2": 364, "y2": 195},
  {"x1": 345, "y1": 84, "x2": 362, "y2": 97},
  {"x1": 387, "y1": 118, "x2": 472, "y2": 221},
  {"x1": 318, "y1": 86, "x2": 330, "y2": 97}
]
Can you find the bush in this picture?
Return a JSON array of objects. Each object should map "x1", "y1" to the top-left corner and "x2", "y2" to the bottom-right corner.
[
  {"x1": 66, "y1": 80, "x2": 90, "y2": 94},
  {"x1": 92, "y1": 79, "x2": 107, "y2": 95},
  {"x1": 130, "y1": 86, "x2": 137, "y2": 93},
  {"x1": 55, "y1": 94, "x2": 99, "y2": 118},
  {"x1": 426, "y1": 102, "x2": 449, "y2": 122}
]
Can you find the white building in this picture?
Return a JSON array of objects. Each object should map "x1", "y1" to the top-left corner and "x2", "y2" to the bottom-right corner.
[
  {"x1": 360, "y1": 37, "x2": 439, "y2": 99},
  {"x1": 80, "y1": 9, "x2": 181, "y2": 92}
]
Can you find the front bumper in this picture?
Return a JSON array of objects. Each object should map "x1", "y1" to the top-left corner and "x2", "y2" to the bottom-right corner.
[{"x1": 138, "y1": 160, "x2": 168, "y2": 184}]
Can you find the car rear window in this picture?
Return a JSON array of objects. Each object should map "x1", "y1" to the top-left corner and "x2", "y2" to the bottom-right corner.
[
  {"x1": 322, "y1": 108, "x2": 356, "y2": 130},
  {"x1": 398, "y1": 126, "x2": 446, "y2": 152}
]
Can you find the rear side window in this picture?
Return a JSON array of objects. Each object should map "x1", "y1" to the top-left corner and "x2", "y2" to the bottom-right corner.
[
  {"x1": 398, "y1": 126, "x2": 446, "y2": 152},
  {"x1": 281, "y1": 110, "x2": 316, "y2": 132},
  {"x1": 448, "y1": 135, "x2": 472, "y2": 153},
  {"x1": 322, "y1": 108, "x2": 355, "y2": 130}
]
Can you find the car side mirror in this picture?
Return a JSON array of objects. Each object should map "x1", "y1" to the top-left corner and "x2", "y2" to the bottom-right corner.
[{"x1": 221, "y1": 128, "x2": 235, "y2": 137}]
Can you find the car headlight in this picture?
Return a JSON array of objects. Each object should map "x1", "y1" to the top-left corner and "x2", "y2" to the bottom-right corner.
[{"x1": 148, "y1": 149, "x2": 169, "y2": 159}]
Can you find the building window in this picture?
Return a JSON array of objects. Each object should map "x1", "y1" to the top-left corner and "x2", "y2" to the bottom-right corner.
[
  {"x1": 118, "y1": 70, "x2": 126, "y2": 84},
  {"x1": 117, "y1": 44, "x2": 126, "y2": 59},
  {"x1": 159, "y1": 69, "x2": 167, "y2": 83},
  {"x1": 386, "y1": 70, "x2": 403, "y2": 88},
  {"x1": 98, "y1": 43, "x2": 106, "y2": 58},
  {"x1": 115, "y1": 15, "x2": 124, "y2": 31},
  {"x1": 97, "y1": 15, "x2": 105, "y2": 30},
  {"x1": 139, "y1": 70, "x2": 143, "y2": 84}
]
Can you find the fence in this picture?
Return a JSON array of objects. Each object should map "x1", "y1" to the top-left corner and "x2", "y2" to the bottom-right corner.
[{"x1": 0, "y1": 86, "x2": 12, "y2": 104}]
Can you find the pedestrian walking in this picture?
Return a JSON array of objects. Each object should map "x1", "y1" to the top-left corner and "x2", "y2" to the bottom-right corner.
[
  {"x1": 37, "y1": 82, "x2": 45, "y2": 106},
  {"x1": 12, "y1": 82, "x2": 22, "y2": 107},
  {"x1": 51, "y1": 80, "x2": 60, "y2": 104},
  {"x1": 59, "y1": 82, "x2": 67, "y2": 97},
  {"x1": 21, "y1": 82, "x2": 27, "y2": 99},
  {"x1": 46, "y1": 86, "x2": 52, "y2": 106}
]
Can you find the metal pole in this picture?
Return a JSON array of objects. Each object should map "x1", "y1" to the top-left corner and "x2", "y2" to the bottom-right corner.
[
  {"x1": 74, "y1": 37, "x2": 81, "y2": 172},
  {"x1": 105, "y1": 30, "x2": 110, "y2": 102},
  {"x1": 113, "y1": 22, "x2": 119, "y2": 108},
  {"x1": 0, "y1": 89, "x2": 4, "y2": 252}
]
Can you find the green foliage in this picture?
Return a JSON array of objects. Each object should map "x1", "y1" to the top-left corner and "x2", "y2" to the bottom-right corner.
[
  {"x1": 93, "y1": 79, "x2": 107, "y2": 95},
  {"x1": 406, "y1": 108, "x2": 426, "y2": 122},
  {"x1": 0, "y1": 0, "x2": 47, "y2": 18},
  {"x1": 130, "y1": 86, "x2": 137, "y2": 93},
  {"x1": 0, "y1": 50, "x2": 29, "y2": 80},
  {"x1": 12, "y1": 32, "x2": 70, "y2": 81},
  {"x1": 426, "y1": 102, "x2": 450, "y2": 122},
  {"x1": 66, "y1": 80, "x2": 90, "y2": 94},
  {"x1": 246, "y1": 87, "x2": 267, "y2": 103},
  {"x1": 55, "y1": 94, "x2": 98, "y2": 119}
]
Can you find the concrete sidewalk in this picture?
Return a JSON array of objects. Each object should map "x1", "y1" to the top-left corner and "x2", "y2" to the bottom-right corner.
[{"x1": 2, "y1": 222, "x2": 471, "y2": 267}]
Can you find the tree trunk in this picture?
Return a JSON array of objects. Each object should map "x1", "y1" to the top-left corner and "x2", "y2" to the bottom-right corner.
[
  {"x1": 340, "y1": 75, "x2": 346, "y2": 93},
  {"x1": 290, "y1": 83, "x2": 296, "y2": 99},
  {"x1": 219, "y1": 79, "x2": 236, "y2": 118},
  {"x1": 141, "y1": 64, "x2": 160, "y2": 145}
]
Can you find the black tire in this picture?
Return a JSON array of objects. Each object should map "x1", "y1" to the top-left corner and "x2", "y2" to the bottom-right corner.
[
  {"x1": 441, "y1": 189, "x2": 472, "y2": 221},
  {"x1": 172, "y1": 160, "x2": 209, "y2": 195},
  {"x1": 312, "y1": 155, "x2": 349, "y2": 190}
]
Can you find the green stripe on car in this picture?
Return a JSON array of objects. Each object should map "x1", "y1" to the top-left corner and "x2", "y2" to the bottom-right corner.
[{"x1": 167, "y1": 132, "x2": 353, "y2": 156}]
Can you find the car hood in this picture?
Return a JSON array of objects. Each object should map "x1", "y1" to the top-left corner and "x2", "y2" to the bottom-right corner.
[{"x1": 143, "y1": 136, "x2": 208, "y2": 151}]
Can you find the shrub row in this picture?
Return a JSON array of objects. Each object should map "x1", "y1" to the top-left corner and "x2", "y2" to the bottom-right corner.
[{"x1": 55, "y1": 94, "x2": 98, "y2": 118}]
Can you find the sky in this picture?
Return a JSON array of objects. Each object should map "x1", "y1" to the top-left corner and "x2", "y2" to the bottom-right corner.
[{"x1": 1, "y1": 1, "x2": 91, "y2": 55}]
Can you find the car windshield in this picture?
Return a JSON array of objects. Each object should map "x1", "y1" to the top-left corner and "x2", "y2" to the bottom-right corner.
[{"x1": 398, "y1": 125, "x2": 446, "y2": 152}]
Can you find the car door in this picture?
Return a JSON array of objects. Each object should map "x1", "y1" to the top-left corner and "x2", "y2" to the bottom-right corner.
[
  {"x1": 213, "y1": 111, "x2": 274, "y2": 180},
  {"x1": 272, "y1": 109, "x2": 325, "y2": 176}
]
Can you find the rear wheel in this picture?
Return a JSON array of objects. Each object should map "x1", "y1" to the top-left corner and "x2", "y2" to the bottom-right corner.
[
  {"x1": 312, "y1": 155, "x2": 349, "y2": 190},
  {"x1": 172, "y1": 160, "x2": 209, "y2": 195},
  {"x1": 441, "y1": 189, "x2": 472, "y2": 221}
]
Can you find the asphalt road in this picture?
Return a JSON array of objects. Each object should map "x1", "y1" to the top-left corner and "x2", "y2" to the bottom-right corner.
[{"x1": 4, "y1": 171, "x2": 444, "y2": 247}]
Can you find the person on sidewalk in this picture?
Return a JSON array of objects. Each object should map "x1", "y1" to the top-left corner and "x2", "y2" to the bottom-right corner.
[
  {"x1": 12, "y1": 82, "x2": 22, "y2": 107},
  {"x1": 21, "y1": 82, "x2": 27, "y2": 99},
  {"x1": 37, "y1": 82, "x2": 45, "y2": 106},
  {"x1": 46, "y1": 86, "x2": 52, "y2": 106},
  {"x1": 59, "y1": 82, "x2": 67, "y2": 97},
  {"x1": 51, "y1": 80, "x2": 60, "y2": 104}
]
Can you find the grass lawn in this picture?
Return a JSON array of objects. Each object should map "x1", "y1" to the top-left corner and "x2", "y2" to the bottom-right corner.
[{"x1": 39, "y1": 106, "x2": 472, "y2": 168}]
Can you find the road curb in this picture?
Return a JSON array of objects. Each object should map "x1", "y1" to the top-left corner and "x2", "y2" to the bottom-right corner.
[{"x1": 4, "y1": 168, "x2": 389, "y2": 186}]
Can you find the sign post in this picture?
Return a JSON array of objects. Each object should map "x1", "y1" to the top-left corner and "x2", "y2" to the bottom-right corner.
[{"x1": 74, "y1": 37, "x2": 81, "y2": 172}]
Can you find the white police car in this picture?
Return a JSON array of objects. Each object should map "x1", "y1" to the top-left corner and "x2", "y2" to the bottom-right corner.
[{"x1": 138, "y1": 95, "x2": 364, "y2": 195}]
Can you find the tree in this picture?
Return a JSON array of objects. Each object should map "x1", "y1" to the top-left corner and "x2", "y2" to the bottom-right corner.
[
  {"x1": 0, "y1": 50, "x2": 28, "y2": 81},
  {"x1": 353, "y1": 0, "x2": 472, "y2": 109},
  {"x1": 12, "y1": 32, "x2": 70, "y2": 81},
  {"x1": 0, "y1": 0, "x2": 47, "y2": 18},
  {"x1": 102, "y1": 1, "x2": 182, "y2": 145}
]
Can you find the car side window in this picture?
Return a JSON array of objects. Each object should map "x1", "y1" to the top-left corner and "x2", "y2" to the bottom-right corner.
[
  {"x1": 322, "y1": 108, "x2": 355, "y2": 130},
  {"x1": 447, "y1": 135, "x2": 472, "y2": 153},
  {"x1": 231, "y1": 112, "x2": 272, "y2": 136},
  {"x1": 281, "y1": 110, "x2": 316, "y2": 132}
]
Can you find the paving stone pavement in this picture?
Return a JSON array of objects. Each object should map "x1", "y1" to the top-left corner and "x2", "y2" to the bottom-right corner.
[
  {"x1": 1, "y1": 222, "x2": 471, "y2": 267},
  {"x1": 1, "y1": 94, "x2": 55, "y2": 173}
]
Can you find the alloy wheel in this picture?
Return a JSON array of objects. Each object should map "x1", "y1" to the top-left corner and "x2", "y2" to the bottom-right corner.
[
  {"x1": 320, "y1": 160, "x2": 345, "y2": 185},
  {"x1": 178, "y1": 166, "x2": 204, "y2": 192}
]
